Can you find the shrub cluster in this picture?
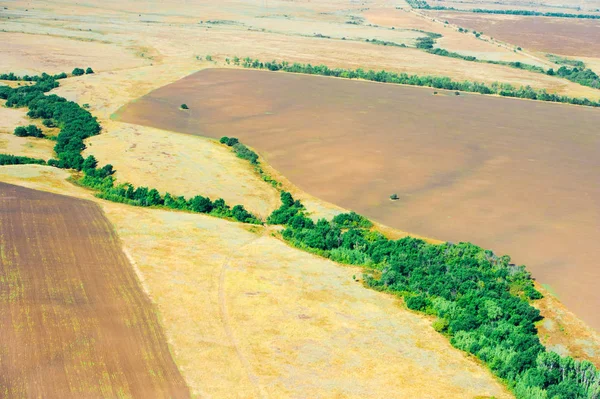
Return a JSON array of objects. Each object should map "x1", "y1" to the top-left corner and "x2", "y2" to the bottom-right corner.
[
  {"x1": 14, "y1": 125, "x2": 44, "y2": 138},
  {"x1": 220, "y1": 136, "x2": 259, "y2": 164},
  {"x1": 0, "y1": 154, "x2": 46, "y2": 166}
]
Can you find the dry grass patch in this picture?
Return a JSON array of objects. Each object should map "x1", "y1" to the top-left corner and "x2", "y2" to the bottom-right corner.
[
  {"x1": 0, "y1": 104, "x2": 55, "y2": 160},
  {"x1": 0, "y1": 32, "x2": 148, "y2": 75},
  {"x1": 83, "y1": 121, "x2": 281, "y2": 218},
  {"x1": 103, "y1": 204, "x2": 512, "y2": 398}
]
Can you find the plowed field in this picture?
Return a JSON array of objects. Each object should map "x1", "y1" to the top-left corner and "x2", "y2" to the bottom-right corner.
[
  {"x1": 117, "y1": 67, "x2": 600, "y2": 331},
  {"x1": 0, "y1": 182, "x2": 189, "y2": 398}
]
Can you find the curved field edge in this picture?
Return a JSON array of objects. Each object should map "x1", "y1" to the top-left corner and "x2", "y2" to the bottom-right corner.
[{"x1": 0, "y1": 180, "x2": 189, "y2": 398}]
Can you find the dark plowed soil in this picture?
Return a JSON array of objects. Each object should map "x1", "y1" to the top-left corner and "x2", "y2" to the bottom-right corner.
[{"x1": 0, "y1": 182, "x2": 190, "y2": 398}]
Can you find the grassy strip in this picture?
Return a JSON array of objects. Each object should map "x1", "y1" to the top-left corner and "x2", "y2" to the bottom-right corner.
[{"x1": 233, "y1": 57, "x2": 600, "y2": 107}]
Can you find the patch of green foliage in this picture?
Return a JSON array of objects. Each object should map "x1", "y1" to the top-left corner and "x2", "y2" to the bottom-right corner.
[
  {"x1": 0, "y1": 154, "x2": 46, "y2": 165},
  {"x1": 14, "y1": 125, "x2": 44, "y2": 138},
  {"x1": 553, "y1": 66, "x2": 600, "y2": 89},
  {"x1": 365, "y1": 38, "x2": 406, "y2": 48},
  {"x1": 1, "y1": 72, "x2": 261, "y2": 225},
  {"x1": 237, "y1": 57, "x2": 600, "y2": 107},
  {"x1": 471, "y1": 8, "x2": 600, "y2": 19},
  {"x1": 220, "y1": 136, "x2": 259, "y2": 164},
  {"x1": 265, "y1": 192, "x2": 600, "y2": 399}
]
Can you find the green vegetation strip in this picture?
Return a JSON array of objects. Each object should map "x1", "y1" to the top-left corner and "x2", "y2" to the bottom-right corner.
[
  {"x1": 2, "y1": 70, "x2": 600, "y2": 399},
  {"x1": 0, "y1": 73, "x2": 260, "y2": 225},
  {"x1": 404, "y1": 0, "x2": 600, "y2": 19},
  {"x1": 232, "y1": 57, "x2": 600, "y2": 107}
]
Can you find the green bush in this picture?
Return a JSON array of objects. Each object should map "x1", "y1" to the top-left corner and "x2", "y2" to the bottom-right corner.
[{"x1": 14, "y1": 125, "x2": 44, "y2": 138}]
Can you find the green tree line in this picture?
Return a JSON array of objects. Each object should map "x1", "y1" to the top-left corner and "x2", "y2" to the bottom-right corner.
[
  {"x1": 0, "y1": 73, "x2": 260, "y2": 225},
  {"x1": 403, "y1": 0, "x2": 600, "y2": 18},
  {"x1": 263, "y1": 190, "x2": 600, "y2": 399},
  {"x1": 0, "y1": 154, "x2": 46, "y2": 166},
  {"x1": 234, "y1": 57, "x2": 600, "y2": 107}
]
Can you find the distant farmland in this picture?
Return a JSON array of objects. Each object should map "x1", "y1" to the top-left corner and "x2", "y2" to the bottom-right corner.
[
  {"x1": 117, "y1": 67, "x2": 600, "y2": 331},
  {"x1": 0, "y1": 183, "x2": 189, "y2": 398},
  {"x1": 427, "y1": 11, "x2": 600, "y2": 57}
]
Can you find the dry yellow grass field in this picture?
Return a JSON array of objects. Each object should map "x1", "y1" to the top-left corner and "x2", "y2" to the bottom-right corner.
[
  {"x1": 83, "y1": 121, "x2": 280, "y2": 218},
  {"x1": 0, "y1": 102, "x2": 55, "y2": 160},
  {"x1": 0, "y1": 165, "x2": 512, "y2": 398}
]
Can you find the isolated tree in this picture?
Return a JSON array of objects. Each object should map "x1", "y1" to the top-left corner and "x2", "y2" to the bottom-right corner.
[
  {"x1": 180, "y1": 103, "x2": 189, "y2": 109},
  {"x1": 72, "y1": 68, "x2": 85, "y2": 76},
  {"x1": 85, "y1": 67, "x2": 94, "y2": 74},
  {"x1": 390, "y1": 193, "x2": 399, "y2": 200}
]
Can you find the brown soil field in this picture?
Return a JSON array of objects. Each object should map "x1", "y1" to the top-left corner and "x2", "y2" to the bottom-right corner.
[
  {"x1": 0, "y1": 182, "x2": 189, "y2": 397},
  {"x1": 428, "y1": 12, "x2": 600, "y2": 57},
  {"x1": 118, "y1": 67, "x2": 600, "y2": 332}
]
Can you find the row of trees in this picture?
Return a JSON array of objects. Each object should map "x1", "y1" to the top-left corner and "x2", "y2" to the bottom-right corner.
[
  {"x1": 0, "y1": 72, "x2": 67, "y2": 81},
  {"x1": 1, "y1": 72, "x2": 261, "y2": 225},
  {"x1": 403, "y1": 0, "x2": 600, "y2": 18},
  {"x1": 0, "y1": 67, "x2": 93, "y2": 82},
  {"x1": 79, "y1": 159, "x2": 261, "y2": 224},
  {"x1": 471, "y1": 8, "x2": 600, "y2": 19},
  {"x1": 263, "y1": 190, "x2": 600, "y2": 398},
  {"x1": 237, "y1": 57, "x2": 600, "y2": 107},
  {"x1": 0, "y1": 154, "x2": 46, "y2": 166}
]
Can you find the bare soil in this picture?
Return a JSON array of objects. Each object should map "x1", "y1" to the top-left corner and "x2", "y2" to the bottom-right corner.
[
  {"x1": 429, "y1": 12, "x2": 600, "y2": 58},
  {"x1": 0, "y1": 182, "x2": 189, "y2": 398},
  {"x1": 118, "y1": 67, "x2": 600, "y2": 332}
]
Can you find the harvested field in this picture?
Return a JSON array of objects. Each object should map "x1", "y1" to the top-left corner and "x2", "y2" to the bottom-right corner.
[
  {"x1": 0, "y1": 32, "x2": 148, "y2": 75},
  {"x1": 0, "y1": 182, "x2": 189, "y2": 397},
  {"x1": 118, "y1": 67, "x2": 600, "y2": 331},
  {"x1": 428, "y1": 12, "x2": 600, "y2": 57}
]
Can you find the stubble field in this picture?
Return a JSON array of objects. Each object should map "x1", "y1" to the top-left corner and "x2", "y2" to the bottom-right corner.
[{"x1": 0, "y1": 182, "x2": 189, "y2": 398}]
